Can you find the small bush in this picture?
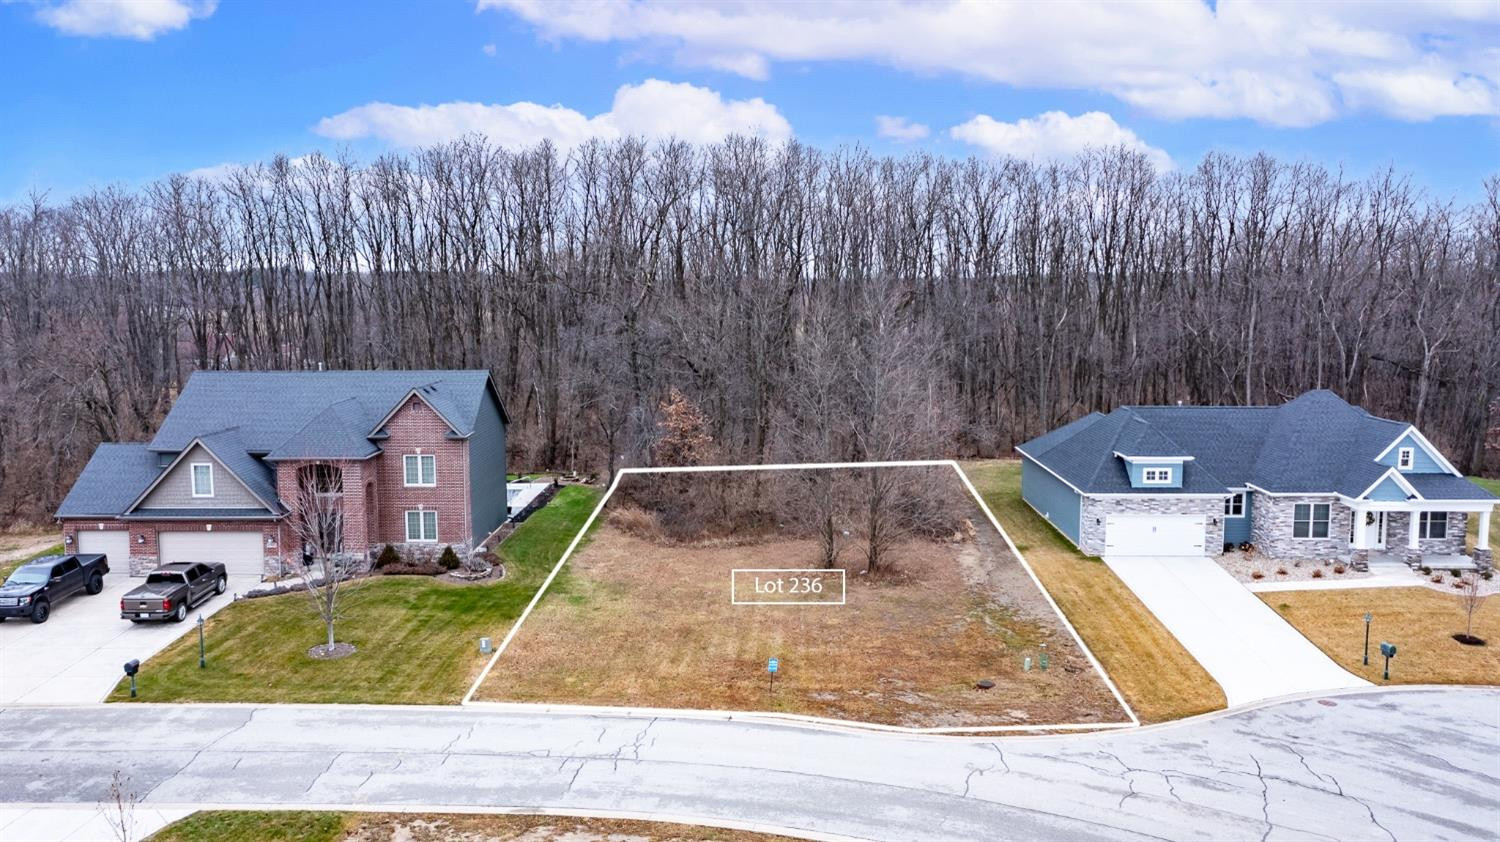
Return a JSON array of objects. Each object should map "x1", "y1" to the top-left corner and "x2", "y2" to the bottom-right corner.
[
  {"x1": 1431, "y1": 574, "x2": 1444, "y2": 583},
  {"x1": 1452, "y1": 580, "x2": 1465, "y2": 589},
  {"x1": 438, "y1": 545, "x2": 461, "y2": 571},
  {"x1": 1276, "y1": 567, "x2": 1288, "y2": 576},
  {"x1": 1450, "y1": 569, "x2": 1463, "y2": 577},
  {"x1": 1311, "y1": 569, "x2": 1324, "y2": 579},
  {"x1": 1332, "y1": 564, "x2": 1346, "y2": 574},
  {"x1": 374, "y1": 544, "x2": 402, "y2": 570},
  {"x1": 1484, "y1": 571, "x2": 1494, "y2": 581},
  {"x1": 379, "y1": 561, "x2": 444, "y2": 576},
  {"x1": 1251, "y1": 570, "x2": 1265, "y2": 580},
  {"x1": 1223, "y1": 542, "x2": 1234, "y2": 554},
  {"x1": 1419, "y1": 566, "x2": 1432, "y2": 575}
]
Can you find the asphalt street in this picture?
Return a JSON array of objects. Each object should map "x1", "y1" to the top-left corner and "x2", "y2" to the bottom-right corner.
[{"x1": 0, "y1": 688, "x2": 1496, "y2": 841}]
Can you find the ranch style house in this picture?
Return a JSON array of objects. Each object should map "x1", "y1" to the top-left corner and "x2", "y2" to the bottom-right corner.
[
  {"x1": 55, "y1": 370, "x2": 509, "y2": 579},
  {"x1": 1018, "y1": 390, "x2": 1496, "y2": 568}
]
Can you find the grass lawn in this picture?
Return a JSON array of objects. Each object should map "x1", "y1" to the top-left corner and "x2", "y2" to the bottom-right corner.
[
  {"x1": 479, "y1": 468, "x2": 1129, "y2": 728},
  {"x1": 1468, "y1": 476, "x2": 1499, "y2": 552},
  {"x1": 1262, "y1": 587, "x2": 1499, "y2": 685},
  {"x1": 149, "y1": 811, "x2": 793, "y2": 842},
  {"x1": 110, "y1": 485, "x2": 601, "y2": 704},
  {"x1": 962, "y1": 460, "x2": 1227, "y2": 722}
]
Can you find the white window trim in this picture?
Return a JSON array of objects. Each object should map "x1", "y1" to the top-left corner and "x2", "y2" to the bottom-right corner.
[
  {"x1": 1225, "y1": 492, "x2": 1246, "y2": 518},
  {"x1": 1292, "y1": 502, "x2": 1332, "y2": 540},
  {"x1": 190, "y1": 462, "x2": 214, "y2": 498},
  {"x1": 1418, "y1": 511, "x2": 1448, "y2": 540},
  {"x1": 1397, "y1": 447, "x2": 1414, "y2": 470},
  {"x1": 405, "y1": 509, "x2": 438, "y2": 542},
  {"x1": 1142, "y1": 467, "x2": 1173, "y2": 485},
  {"x1": 403, "y1": 454, "x2": 437, "y2": 487}
]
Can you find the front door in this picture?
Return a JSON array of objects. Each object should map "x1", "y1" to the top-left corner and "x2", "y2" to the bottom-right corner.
[{"x1": 1353, "y1": 511, "x2": 1387, "y2": 549}]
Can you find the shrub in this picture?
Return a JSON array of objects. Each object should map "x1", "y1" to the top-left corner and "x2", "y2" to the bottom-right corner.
[
  {"x1": 1223, "y1": 542, "x2": 1234, "y2": 554},
  {"x1": 1484, "y1": 571, "x2": 1494, "y2": 581},
  {"x1": 1311, "y1": 569, "x2": 1324, "y2": 579},
  {"x1": 1332, "y1": 564, "x2": 1346, "y2": 574},
  {"x1": 1251, "y1": 570, "x2": 1265, "y2": 580},
  {"x1": 1419, "y1": 566, "x2": 1432, "y2": 575},
  {"x1": 375, "y1": 544, "x2": 402, "y2": 570},
  {"x1": 438, "y1": 545, "x2": 461, "y2": 570},
  {"x1": 1452, "y1": 580, "x2": 1465, "y2": 589},
  {"x1": 1431, "y1": 574, "x2": 1444, "y2": 583},
  {"x1": 1450, "y1": 569, "x2": 1463, "y2": 577},
  {"x1": 1276, "y1": 567, "x2": 1288, "y2": 576}
]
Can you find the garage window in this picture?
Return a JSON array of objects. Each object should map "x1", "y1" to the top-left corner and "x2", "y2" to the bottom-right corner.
[
  {"x1": 405, "y1": 510, "x2": 438, "y2": 542},
  {"x1": 1293, "y1": 503, "x2": 1330, "y2": 539},
  {"x1": 1142, "y1": 467, "x2": 1173, "y2": 484},
  {"x1": 191, "y1": 463, "x2": 214, "y2": 497},
  {"x1": 1419, "y1": 512, "x2": 1447, "y2": 540},
  {"x1": 1224, "y1": 492, "x2": 1245, "y2": 517},
  {"x1": 403, "y1": 454, "x2": 436, "y2": 487}
]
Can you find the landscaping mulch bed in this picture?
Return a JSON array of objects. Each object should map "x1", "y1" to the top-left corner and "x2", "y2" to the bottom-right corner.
[{"x1": 307, "y1": 642, "x2": 356, "y2": 660}]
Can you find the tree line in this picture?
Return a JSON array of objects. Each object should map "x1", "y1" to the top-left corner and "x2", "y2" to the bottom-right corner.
[{"x1": 0, "y1": 136, "x2": 1496, "y2": 521}]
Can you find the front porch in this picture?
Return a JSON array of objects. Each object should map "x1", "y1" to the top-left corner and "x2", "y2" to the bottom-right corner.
[{"x1": 1346, "y1": 501, "x2": 1493, "y2": 572}]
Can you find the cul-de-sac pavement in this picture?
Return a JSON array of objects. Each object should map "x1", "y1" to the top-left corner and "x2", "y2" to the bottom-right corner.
[{"x1": 2, "y1": 688, "x2": 1496, "y2": 841}]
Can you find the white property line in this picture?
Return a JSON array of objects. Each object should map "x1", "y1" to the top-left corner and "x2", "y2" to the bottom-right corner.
[{"x1": 462, "y1": 459, "x2": 1140, "y2": 731}]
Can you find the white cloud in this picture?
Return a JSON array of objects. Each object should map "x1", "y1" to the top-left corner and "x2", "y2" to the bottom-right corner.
[
  {"x1": 315, "y1": 79, "x2": 792, "y2": 149},
  {"x1": 950, "y1": 111, "x2": 1173, "y2": 171},
  {"x1": 482, "y1": 43, "x2": 497, "y2": 57},
  {"x1": 479, "y1": 0, "x2": 1500, "y2": 126},
  {"x1": 874, "y1": 115, "x2": 929, "y2": 142},
  {"x1": 33, "y1": 0, "x2": 214, "y2": 39}
]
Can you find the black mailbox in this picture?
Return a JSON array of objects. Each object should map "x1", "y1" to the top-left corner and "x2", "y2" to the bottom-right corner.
[{"x1": 123, "y1": 659, "x2": 140, "y2": 677}]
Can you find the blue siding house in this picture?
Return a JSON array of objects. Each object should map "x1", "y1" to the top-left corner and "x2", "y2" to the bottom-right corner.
[{"x1": 1018, "y1": 390, "x2": 1496, "y2": 567}]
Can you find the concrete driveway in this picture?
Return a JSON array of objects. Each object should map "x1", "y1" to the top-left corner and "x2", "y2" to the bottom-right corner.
[
  {"x1": 0, "y1": 570, "x2": 259, "y2": 705},
  {"x1": 1104, "y1": 555, "x2": 1368, "y2": 706},
  {"x1": 0, "y1": 688, "x2": 1495, "y2": 841}
]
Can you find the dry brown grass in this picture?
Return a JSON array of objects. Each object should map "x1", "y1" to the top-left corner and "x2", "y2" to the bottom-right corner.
[
  {"x1": 478, "y1": 471, "x2": 1129, "y2": 728},
  {"x1": 1262, "y1": 586, "x2": 1500, "y2": 685},
  {"x1": 344, "y1": 813, "x2": 793, "y2": 842},
  {"x1": 961, "y1": 460, "x2": 1227, "y2": 722}
]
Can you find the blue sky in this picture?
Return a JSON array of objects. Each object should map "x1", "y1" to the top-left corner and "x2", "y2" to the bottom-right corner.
[{"x1": 2, "y1": 0, "x2": 1497, "y2": 204}]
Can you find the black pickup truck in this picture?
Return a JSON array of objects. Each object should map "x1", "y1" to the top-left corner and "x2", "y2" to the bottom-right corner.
[
  {"x1": 0, "y1": 553, "x2": 110, "y2": 623},
  {"x1": 121, "y1": 562, "x2": 228, "y2": 622}
]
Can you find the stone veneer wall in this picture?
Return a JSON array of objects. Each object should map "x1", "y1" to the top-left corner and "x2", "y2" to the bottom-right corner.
[
  {"x1": 1249, "y1": 495, "x2": 1353, "y2": 560},
  {"x1": 1078, "y1": 495, "x2": 1226, "y2": 557},
  {"x1": 1384, "y1": 511, "x2": 1467, "y2": 561},
  {"x1": 61, "y1": 518, "x2": 282, "y2": 577}
]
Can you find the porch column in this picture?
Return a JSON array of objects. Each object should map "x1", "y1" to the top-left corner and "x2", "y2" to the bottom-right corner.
[
  {"x1": 1408, "y1": 511, "x2": 1422, "y2": 550},
  {"x1": 1352, "y1": 505, "x2": 1368, "y2": 550},
  {"x1": 1479, "y1": 509, "x2": 1491, "y2": 552}
]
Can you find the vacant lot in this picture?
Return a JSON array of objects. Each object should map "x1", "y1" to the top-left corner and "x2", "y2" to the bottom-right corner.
[
  {"x1": 111, "y1": 486, "x2": 600, "y2": 704},
  {"x1": 150, "y1": 811, "x2": 790, "y2": 842},
  {"x1": 1264, "y1": 586, "x2": 1499, "y2": 685},
  {"x1": 962, "y1": 460, "x2": 1226, "y2": 722},
  {"x1": 478, "y1": 467, "x2": 1127, "y2": 728}
]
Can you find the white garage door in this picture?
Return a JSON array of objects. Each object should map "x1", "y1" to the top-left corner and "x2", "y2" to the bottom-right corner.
[
  {"x1": 1104, "y1": 514, "x2": 1206, "y2": 557},
  {"x1": 159, "y1": 531, "x2": 264, "y2": 578},
  {"x1": 76, "y1": 529, "x2": 130, "y2": 570}
]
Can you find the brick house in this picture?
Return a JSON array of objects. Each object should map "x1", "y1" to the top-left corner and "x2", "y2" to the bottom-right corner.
[
  {"x1": 1018, "y1": 390, "x2": 1496, "y2": 568},
  {"x1": 55, "y1": 370, "x2": 508, "y2": 579}
]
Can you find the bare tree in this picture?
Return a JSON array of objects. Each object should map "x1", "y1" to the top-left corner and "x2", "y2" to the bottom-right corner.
[
  {"x1": 287, "y1": 464, "x2": 358, "y2": 656},
  {"x1": 1458, "y1": 573, "x2": 1486, "y2": 642},
  {"x1": 99, "y1": 769, "x2": 138, "y2": 842}
]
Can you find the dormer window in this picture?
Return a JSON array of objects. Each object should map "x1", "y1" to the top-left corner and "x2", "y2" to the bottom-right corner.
[
  {"x1": 1397, "y1": 447, "x2": 1414, "y2": 470},
  {"x1": 1143, "y1": 467, "x2": 1173, "y2": 484},
  {"x1": 190, "y1": 463, "x2": 214, "y2": 497}
]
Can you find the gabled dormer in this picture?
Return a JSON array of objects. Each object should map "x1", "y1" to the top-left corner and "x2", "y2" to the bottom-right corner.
[
  {"x1": 1375, "y1": 427, "x2": 1460, "y2": 475},
  {"x1": 1115, "y1": 454, "x2": 1190, "y2": 489}
]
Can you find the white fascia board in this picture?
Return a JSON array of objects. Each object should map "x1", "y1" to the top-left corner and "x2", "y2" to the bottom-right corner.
[
  {"x1": 1244, "y1": 482, "x2": 1338, "y2": 497},
  {"x1": 1112, "y1": 452, "x2": 1195, "y2": 463},
  {"x1": 1373, "y1": 425, "x2": 1461, "y2": 477},
  {"x1": 1352, "y1": 467, "x2": 1424, "y2": 502}
]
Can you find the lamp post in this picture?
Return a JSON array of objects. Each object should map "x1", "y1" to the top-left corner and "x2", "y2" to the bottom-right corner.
[
  {"x1": 197, "y1": 614, "x2": 206, "y2": 669},
  {"x1": 1362, "y1": 612, "x2": 1373, "y2": 666}
]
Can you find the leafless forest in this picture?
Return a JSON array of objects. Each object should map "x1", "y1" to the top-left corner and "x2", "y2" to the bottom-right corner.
[{"x1": 1, "y1": 137, "x2": 1497, "y2": 521}]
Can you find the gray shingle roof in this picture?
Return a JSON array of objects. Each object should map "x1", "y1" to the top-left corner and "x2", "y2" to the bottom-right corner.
[
  {"x1": 1019, "y1": 389, "x2": 1493, "y2": 500},
  {"x1": 55, "y1": 444, "x2": 162, "y2": 517},
  {"x1": 265, "y1": 399, "x2": 382, "y2": 462},
  {"x1": 150, "y1": 370, "x2": 502, "y2": 453}
]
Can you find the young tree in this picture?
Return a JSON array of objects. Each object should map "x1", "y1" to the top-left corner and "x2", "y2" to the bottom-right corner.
[
  {"x1": 1459, "y1": 573, "x2": 1486, "y2": 642},
  {"x1": 653, "y1": 387, "x2": 716, "y2": 467},
  {"x1": 288, "y1": 465, "x2": 357, "y2": 656}
]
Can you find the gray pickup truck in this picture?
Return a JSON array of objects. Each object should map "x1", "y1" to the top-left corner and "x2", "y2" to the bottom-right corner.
[
  {"x1": 121, "y1": 562, "x2": 228, "y2": 622},
  {"x1": 0, "y1": 553, "x2": 110, "y2": 623}
]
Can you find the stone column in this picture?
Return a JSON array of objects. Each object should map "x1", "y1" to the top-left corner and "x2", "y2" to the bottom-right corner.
[{"x1": 1403, "y1": 509, "x2": 1423, "y2": 566}]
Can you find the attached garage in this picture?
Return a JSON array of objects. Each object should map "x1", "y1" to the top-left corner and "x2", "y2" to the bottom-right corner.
[
  {"x1": 1104, "y1": 514, "x2": 1206, "y2": 557},
  {"x1": 76, "y1": 529, "x2": 130, "y2": 569},
  {"x1": 159, "y1": 530, "x2": 264, "y2": 578}
]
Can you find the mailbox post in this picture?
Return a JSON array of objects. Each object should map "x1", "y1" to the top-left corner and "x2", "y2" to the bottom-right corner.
[
  {"x1": 1379, "y1": 642, "x2": 1397, "y2": 680},
  {"x1": 123, "y1": 659, "x2": 140, "y2": 698}
]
